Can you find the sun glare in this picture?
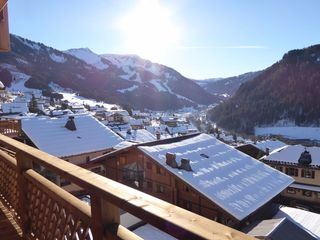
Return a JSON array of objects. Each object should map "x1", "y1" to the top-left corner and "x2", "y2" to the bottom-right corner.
[{"x1": 118, "y1": 0, "x2": 179, "y2": 59}]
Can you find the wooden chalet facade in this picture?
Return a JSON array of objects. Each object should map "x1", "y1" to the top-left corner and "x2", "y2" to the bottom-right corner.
[
  {"x1": 93, "y1": 134, "x2": 293, "y2": 229},
  {"x1": 262, "y1": 145, "x2": 320, "y2": 212}
]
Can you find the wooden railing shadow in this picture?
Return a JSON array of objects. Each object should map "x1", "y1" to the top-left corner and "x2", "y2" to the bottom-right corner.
[{"x1": 0, "y1": 134, "x2": 255, "y2": 240}]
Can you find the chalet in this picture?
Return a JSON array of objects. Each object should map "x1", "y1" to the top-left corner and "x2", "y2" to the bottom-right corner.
[
  {"x1": 93, "y1": 133, "x2": 293, "y2": 228},
  {"x1": 160, "y1": 116, "x2": 178, "y2": 127},
  {"x1": 262, "y1": 145, "x2": 320, "y2": 212},
  {"x1": 106, "y1": 109, "x2": 129, "y2": 124},
  {"x1": 20, "y1": 114, "x2": 123, "y2": 191}
]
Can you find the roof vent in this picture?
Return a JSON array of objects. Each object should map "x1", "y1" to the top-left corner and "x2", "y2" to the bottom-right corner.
[
  {"x1": 179, "y1": 158, "x2": 193, "y2": 172},
  {"x1": 298, "y1": 148, "x2": 312, "y2": 165},
  {"x1": 165, "y1": 152, "x2": 178, "y2": 168},
  {"x1": 65, "y1": 116, "x2": 77, "y2": 131}
]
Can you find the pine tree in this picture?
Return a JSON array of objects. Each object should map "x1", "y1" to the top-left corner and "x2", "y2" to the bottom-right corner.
[{"x1": 29, "y1": 94, "x2": 38, "y2": 113}]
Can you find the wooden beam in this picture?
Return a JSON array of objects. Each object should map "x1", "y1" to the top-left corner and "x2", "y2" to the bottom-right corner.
[
  {"x1": 0, "y1": 3, "x2": 10, "y2": 52},
  {"x1": 0, "y1": 0, "x2": 8, "y2": 11}
]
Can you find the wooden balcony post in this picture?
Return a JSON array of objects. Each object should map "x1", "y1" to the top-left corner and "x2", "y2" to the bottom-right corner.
[
  {"x1": 16, "y1": 150, "x2": 32, "y2": 237},
  {"x1": 91, "y1": 194, "x2": 120, "y2": 240}
]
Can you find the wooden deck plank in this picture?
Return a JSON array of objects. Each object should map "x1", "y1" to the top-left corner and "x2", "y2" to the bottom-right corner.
[{"x1": 0, "y1": 201, "x2": 22, "y2": 240}]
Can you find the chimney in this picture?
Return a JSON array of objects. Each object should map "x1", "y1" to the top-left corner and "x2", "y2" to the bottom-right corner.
[
  {"x1": 156, "y1": 131, "x2": 161, "y2": 140},
  {"x1": 298, "y1": 148, "x2": 312, "y2": 165},
  {"x1": 65, "y1": 116, "x2": 77, "y2": 131},
  {"x1": 165, "y1": 152, "x2": 178, "y2": 168},
  {"x1": 265, "y1": 148, "x2": 270, "y2": 156},
  {"x1": 179, "y1": 158, "x2": 193, "y2": 171}
]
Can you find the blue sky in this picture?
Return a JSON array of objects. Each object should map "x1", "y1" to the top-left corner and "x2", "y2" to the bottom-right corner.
[{"x1": 8, "y1": 0, "x2": 320, "y2": 79}]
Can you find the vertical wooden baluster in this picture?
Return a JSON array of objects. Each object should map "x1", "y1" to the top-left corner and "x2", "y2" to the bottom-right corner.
[
  {"x1": 16, "y1": 151, "x2": 32, "y2": 238},
  {"x1": 91, "y1": 194, "x2": 120, "y2": 240}
]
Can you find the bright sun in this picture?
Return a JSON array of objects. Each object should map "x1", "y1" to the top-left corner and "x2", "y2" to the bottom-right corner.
[{"x1": 118, "y1": 0, "x2": 179, "y2": 59}]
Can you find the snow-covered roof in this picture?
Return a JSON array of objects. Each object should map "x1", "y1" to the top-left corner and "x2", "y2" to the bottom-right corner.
[
  {"x1": 255, "y1": 140, "x2": 287, "y2": 152},
  {"x1": 138, "y1": 134, "x2": 293, "y2": 220},
  {"x1": 21, "y1": 114, "x2": 123, "y2": 157},
  {"x1": 118, "y1": 129, "x2": 156, "y2": 143},
  {"x1": 1, "y1": 102, "x2": 29, "y2": 113},
  {"x1": 265, "y1": 145, "x2": 320, "y2": 166},
  {"x1": 290, "y1": 183, "x2": 320, "y2": 192},
  {"x1": 274, "y1": 206, "x2": 320, "y2": 237},
  {"x1": 133, "y1": 224, "x2": 177, "y2": 240}
]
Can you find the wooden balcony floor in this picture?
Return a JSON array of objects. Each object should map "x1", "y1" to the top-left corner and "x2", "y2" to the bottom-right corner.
[{"x1": 0, "y1": 201, "x2": 22, "y2": 240}]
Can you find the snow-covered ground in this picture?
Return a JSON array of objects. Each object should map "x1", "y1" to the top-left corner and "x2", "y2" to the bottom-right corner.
[
  {"x1": 255, "y1": 126, "x2": 320, "y2": 140},
  {"x1": 49, "y1": 82, "x2": 118, "y2": 109},
  {"x1": 65, "y1": 48, "x2": 109, "y2": 70}
]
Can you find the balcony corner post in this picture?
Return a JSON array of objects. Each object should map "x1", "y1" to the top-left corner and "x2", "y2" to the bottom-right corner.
[
  {"x1": 91, "y1": 194, "x2": 120, "y2": 240},
  {"x1": 16, "y1": 151, "x2": 32, "y2": 238}
]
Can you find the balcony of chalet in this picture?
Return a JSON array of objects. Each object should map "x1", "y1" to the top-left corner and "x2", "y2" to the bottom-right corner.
[{"x1": 0, "y1": 120, "x2": 255, "y2": 240}]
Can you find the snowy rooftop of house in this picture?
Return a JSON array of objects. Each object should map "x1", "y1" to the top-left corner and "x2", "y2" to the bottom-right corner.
[
  {"x1": 118, "y1": 129, "x2": 156, "y2": 143},
  {"x1": 274, "y1": 206, "x2": 320, "y2": 237},
  {"x1": 265, "y1": 145, "x2": 320, "y2": 166},
  {"x1": 255, "y1": 140, "x2": 287, "y2": 152},
  {"x1": 1, "y1": 102, "x2": 29, "y2": 114},
  {"x1": 138, "y1": 134, "x2": 293, "y2": 220},
  {"x1": 21, "y1": 114, "x2": 123, "y2": 157}
]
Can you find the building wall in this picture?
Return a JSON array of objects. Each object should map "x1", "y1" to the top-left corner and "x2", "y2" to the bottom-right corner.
[
  {"x1": 104, "y1": 147, "x2": 238, "y2": 227},
  {"x1": 62, "y1": 149, "x2": 112, "y2": 165},
  {"x1": 266, "y1": 161, "x2": 320, "y2": 211}
]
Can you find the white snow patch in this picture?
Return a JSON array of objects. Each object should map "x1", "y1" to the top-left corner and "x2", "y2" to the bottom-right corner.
[
  {"x1": 117, "y1": 85, "x2": 139, "y2": 93},
  {"x1": 15, "y1": 36, "x2": 41, "y2": 51},
  {"x1": 65, "y1": 48, "x2": 109, "y2": 70},
  {"x1": 49, "y1": 52, "x2": 67, "y2": 63},
  {"x1": 150, "y1": 79, "x2": 167, "y2": 92},
  {"x1": 16, "y1": 58, "x2": 29, "y2": 65},
  {"x1": 0, "y1": 64, "x2": 38, "y2": 92}
]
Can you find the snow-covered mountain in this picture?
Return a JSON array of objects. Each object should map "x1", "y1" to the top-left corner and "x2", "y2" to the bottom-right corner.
[
  {"x1": 194, "y1": 71, "x2": 262, "y2": 99},
  {"x1": 0, "y1": 35, "x2": 218, "y2": 110}
]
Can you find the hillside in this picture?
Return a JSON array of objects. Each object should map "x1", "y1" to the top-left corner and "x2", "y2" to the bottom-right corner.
[
  {"x1": 194, "y1": 71, "x2": 262, "y2": 98},
  {"x1": 0, "y1": 35, "x2": 218, "y2": 110},
  {"x1": 208, "y1": 44, "x2": 320, "y2": 134}
]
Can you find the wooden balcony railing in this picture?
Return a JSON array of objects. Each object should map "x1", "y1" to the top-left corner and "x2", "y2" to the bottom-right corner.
[
  {"x1": 0, "y1": 119, "x2": 22, "y2": 138},
  {"x1": 0, "y1": 133, "x2": 255, "y2": 240}
]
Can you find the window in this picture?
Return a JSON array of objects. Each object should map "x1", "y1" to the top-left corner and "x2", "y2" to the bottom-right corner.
[
  {"x1": 156, "y1": 166, "x2": 161, "y2": 174},
  {"x1": 301, "y1": 169, "x2": 315, "y2": 179},
  {"x1": 286, "y1": 167, "x2": 298, "y2": 176},
  {"x1": 147, "y1": 181, "x2": 152, "y2": 189},
  {"x1": 146, "y1": 162, "x2": 152, "y2": 170},
  {"x1": 302, "y1": 190, "x2": 312, "y2": 197},
  {"x1": 287, "y1": 187, "x2": 296, "y2": 194},
  {"x1": 317, "y1": 193, "x2": 320, "y2": 199},
  {"x1": 86, "y1": 156, "x2": 90, "y2": 163},
  {"x1": 274, "y1": 165, "x2": 283, "y2": 172},
  {"x1": 184, "y1": 185, "x2": 190, "y2": 192},
  {"x1": 156, "y1": 184, "x2": 165, "y2": 193}
]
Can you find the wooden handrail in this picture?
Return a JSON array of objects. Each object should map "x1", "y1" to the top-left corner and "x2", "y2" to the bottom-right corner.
[{"x1": 0, "y1": 134, "x2": 255, "y2": 240}]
